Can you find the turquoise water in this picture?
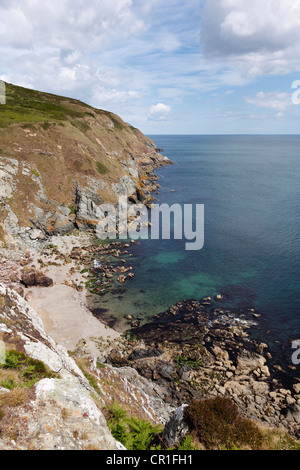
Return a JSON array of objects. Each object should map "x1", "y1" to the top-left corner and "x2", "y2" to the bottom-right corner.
[{"x1": 97, "y1": 135, "x2": 300, "y2": 351}]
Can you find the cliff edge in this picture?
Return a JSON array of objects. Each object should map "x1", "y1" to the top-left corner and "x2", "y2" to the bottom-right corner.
[{"x1": 0, "y1": 82, "x2": 171, "y2": 248}]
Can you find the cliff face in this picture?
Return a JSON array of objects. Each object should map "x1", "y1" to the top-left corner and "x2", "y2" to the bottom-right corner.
[
  {"x1": 0, "y1": 83, "x2": 171, "y2": 247},
  {"x1": 0, "y1": 284, "x2": 123, "y2": 450},
  {"x1": 0, "y1": 284, "x2": 175, "y2": 450},
  {"x1": 0, "y1": 85, "x2": 175, "y2": 450}
]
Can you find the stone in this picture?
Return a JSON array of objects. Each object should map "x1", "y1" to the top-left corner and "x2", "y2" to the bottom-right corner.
[
  {"x1": 29, "y1": 228, "x2": 45, "y2": 241},
  {"x1": 22, "y1": 269, "x2": 53, "y2": 288},
  {"x1": 25, "y1": 291, "x2": 34, "y2": 302},
  {"x1": 106, "y1": 349, "x2": 129, "y2": 368},
  {"x1": 34, "y1": 271, "x2": 54, "y2": 287},
  {"x1": 161, "y1": 405, "x2": 189, "y2": 448},
  {"x1": 21, "y1": 269, "x2": 36, "y2": 287},
  {"x1": 12, "y1": 286, "x2": 24, "y2": 297},
  {"x1": 128, "y1": 349, "x2": 163, "y2": 361}
]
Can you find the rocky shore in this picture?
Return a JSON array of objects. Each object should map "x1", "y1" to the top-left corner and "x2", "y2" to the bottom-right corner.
[
  {"x1": 2, "y1": 217, "x2": 300, "y2": 448},
  {"x1": 1, "y1": 82, "x2": 299, "y2": 449},
  {"x1": 95, "y1": 298, "x2": 300, "y2": 439},
  {"x1": 1, "y1": 188, "x2": 300, "y2": 444}
]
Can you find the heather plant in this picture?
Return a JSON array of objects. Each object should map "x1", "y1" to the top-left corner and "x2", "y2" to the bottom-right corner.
[{"x1": 184, "y1": 397, "x2": 264, "y2": 450}]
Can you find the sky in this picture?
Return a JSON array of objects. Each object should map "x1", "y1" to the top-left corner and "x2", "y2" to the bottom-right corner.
[{"x1": 1, "y1": 0, "x2": 300, "y2": 135}]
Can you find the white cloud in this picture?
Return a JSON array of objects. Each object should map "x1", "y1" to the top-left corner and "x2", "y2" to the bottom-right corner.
[
  {"x1": 246, "y1": 91, "x2": 292, "y2": 112},
  {"x1": 0, "y1": 0, "x2": 144, "y2": 50},
  {"x1": 92, "y1": 87, "x2": 142, "y2": 108},
  {"x1": 148, "y1": 103, "x2": 172, "y2": 121},
  {"x1": 201, "y1": 0, "x2": 300, "y2": 78},
  {"x1": 0, "y1": 0, "x2": 148, "y2": 113}
]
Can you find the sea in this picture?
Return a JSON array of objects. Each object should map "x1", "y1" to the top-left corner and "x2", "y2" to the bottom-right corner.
[{"x1": 91, "y1": 135, "x2": 300, "y2": 369}]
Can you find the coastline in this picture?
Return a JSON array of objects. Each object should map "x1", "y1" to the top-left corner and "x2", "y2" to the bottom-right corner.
[
  {"x1": 0, "y1": 233, "x2": 121, "y2": 357},
  {"x1": 0, "y1": 153, "x2": 172, "y2": 356},
  {"x1": 2, "y1": 144, "x2": 300, "y2": 442}
]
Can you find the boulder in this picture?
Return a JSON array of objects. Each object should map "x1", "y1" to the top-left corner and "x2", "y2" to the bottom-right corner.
[
  {"x1": 161, "y1": 405, "x2": 189, "y2": 448},
  {"x1": 34, "y1": 271, "x2": 54, "y2": 287},
  {"x1": 22, "y1": 268, "x2": 53, "y2": 288},
  {"x1": 106, "y1": 349, "x2": 129, "y2": 368}
]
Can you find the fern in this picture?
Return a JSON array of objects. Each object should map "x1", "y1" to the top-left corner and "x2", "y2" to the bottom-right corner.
[{"x1": 107, "y1": 402, "x2": 162, "y2": 450}]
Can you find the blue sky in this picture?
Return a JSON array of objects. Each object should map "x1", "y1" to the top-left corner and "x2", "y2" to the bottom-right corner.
[{"x1": 1, "y1": 0, "x2": 300, "y2": 134}]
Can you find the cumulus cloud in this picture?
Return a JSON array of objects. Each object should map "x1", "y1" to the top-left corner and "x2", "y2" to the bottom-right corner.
[
  {"x1": 200, "y1": 0, "x2": 300, "y2": 78},
  {"x1": 91, "y1": 87, "x2": 142, "y2": 108},
  {"x1": 0, "y1": 0, "x2": 147, "y2": 112},
  {"x1": 0, "y1": 0, "x2": 144, "y2": 50},
  {"x1": 246, "y1": 91, "x2": 292, "y2": 112},
  {"x1": 148, "y1": 103, "x2": 172, "y2": 121}
]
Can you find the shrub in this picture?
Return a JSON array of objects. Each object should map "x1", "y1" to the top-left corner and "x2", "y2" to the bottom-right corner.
[
  {"x1": 184, "y1": 397, "x2": 264, "y2": 450},
  {"x1": 96, "y1": 161, "x2": 109, "y2": 175},
  {"x1": 32, "y1": 169, "x2": 40, "y2": 178},
  {"x1": 3, "y1": 351, "x2": 26, "y2": 369},
  {"x1": 42, "y1": 121, "x2": 51, "y2": 130},
  {"x1": 107, "y1": 402, "x2": 162, "y2": 450},
  {"x1": 2, "y1": 350, "x2": 58, "y2": 387},
  {"x1": 178, "y1": 435, "x2": 198, "y2": 450}
]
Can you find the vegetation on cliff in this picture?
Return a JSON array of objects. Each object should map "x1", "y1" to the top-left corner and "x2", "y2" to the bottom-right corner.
[{"x1": 0, "y1": 82, "x2": 169, "y2": 245}]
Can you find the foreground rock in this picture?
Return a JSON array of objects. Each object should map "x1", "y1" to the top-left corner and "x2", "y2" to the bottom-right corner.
[
  {"x1": 94, "y1": 299, "x2": 300, "y2": 439},
  {"x1": 0, "y1": 284, "x2": 121, "y2": 450}
]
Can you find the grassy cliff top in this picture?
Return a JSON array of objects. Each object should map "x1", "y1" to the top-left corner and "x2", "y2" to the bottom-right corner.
[
  {"x1": 0, "y1": 82, "x2": 129, "y2": 128},
  {"x1": 0, "y1": 83, "x2": 162, "y2": 240}
]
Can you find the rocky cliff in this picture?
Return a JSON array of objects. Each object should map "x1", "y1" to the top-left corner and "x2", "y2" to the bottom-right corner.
[
  {"x1": 0, "y1": 283, "x2": 124, "y2": 450},
  {"x1": 0, "y1": 82, "x2": 171, "y2": 248},
  {"x1": 1, "y1": 83, "x2": 300, "y2": 451}
]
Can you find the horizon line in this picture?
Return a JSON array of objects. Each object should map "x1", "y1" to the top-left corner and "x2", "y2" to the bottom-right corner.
[{"x1": 146, "y1": 133, "x2": 300, "y2": 136}]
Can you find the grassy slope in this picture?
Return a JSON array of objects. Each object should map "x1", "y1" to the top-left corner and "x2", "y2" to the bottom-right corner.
[{"x1": 0, "y1": 83, "x2": 155, "y2": 232}]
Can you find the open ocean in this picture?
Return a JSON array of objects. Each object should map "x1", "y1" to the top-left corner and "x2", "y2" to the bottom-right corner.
[{"x1": 95, "y1": 135, "x2": 300, "y2": 367}]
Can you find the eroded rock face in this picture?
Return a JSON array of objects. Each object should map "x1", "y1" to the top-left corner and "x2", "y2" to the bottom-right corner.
[
  {"x1": 0, "y1": 158, "x2": 19, "y2": 199},
  {"x1": 0, "y1": 82, "x2": 172, "y2": 247},
  {"x1": 162, "y1": 405, "x2": 189, "y2": 449},
  {"x1": 0, "y1": 284, "x2": 121, "y2": 450}
]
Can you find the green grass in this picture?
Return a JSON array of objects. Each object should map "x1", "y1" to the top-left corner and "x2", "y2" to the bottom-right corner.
[
  {"x1": 1, "y1": 350, "x2": 59, "y2": 389},
  {"x1": 32, "y1": 169, "x2": 40, "y2": 178},
  {"x1": 0, "y1": 83, "x2": 89, "y2": 125},
  {"x1": 175, "y1": 354, "x2": 204, "y2": 369},
  {"x1": 96, "y1": 161, "x2": 109, "y2": 174},
  {"x1": 96, "y1": 109, "x2": 125, "y2": 130}
]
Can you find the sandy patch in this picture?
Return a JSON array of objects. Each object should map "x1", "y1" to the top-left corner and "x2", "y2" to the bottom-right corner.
[
  {"x1": 24, "y1": 233, "x2": 120, "y2": 356},
  {"x1": 30, "y1": 284, "x2": 119, "y2": 353}
]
